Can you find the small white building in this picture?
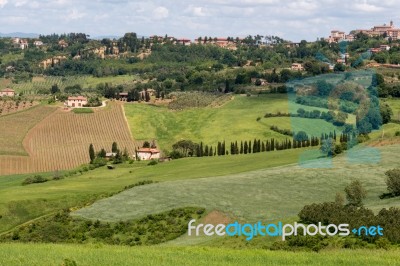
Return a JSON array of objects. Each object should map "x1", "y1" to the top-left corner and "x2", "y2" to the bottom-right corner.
[
  {"x1": 136, "y1": 148, "x2": 161, "y2": 161},
  {"x1": 34, "y1": 40, "x2": 44, "y2": 47},
  {"x1": 67, "y1": 96, "x2": 88, "y2": 108},
  {"x1": 0, "y1": 88, "x2": 15, "y2": 97},
  {"x1": 291, "y1": 63, "x2": 304, "y2": 71}
]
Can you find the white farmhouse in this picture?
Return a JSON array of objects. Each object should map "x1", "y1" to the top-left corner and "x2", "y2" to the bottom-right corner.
[
  {"x1": 136, "y1": 148, "x2": 161, "y2": 161},
  {"x1": 67, "y1": 96, "x2": 88, "y2": 108}
]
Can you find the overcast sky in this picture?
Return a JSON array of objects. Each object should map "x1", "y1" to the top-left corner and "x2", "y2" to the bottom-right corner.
[{"x1": 0, "y1": 0, "x2": 398, "y2": 41}]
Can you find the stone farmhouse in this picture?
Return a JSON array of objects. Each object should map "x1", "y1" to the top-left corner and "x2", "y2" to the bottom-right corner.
[{"x1": 66, "y1": 96, "x2": 88, "y2": 108}]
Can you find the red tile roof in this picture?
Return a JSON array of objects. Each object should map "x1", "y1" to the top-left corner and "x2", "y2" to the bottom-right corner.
[
  {"x1": 68, "y1": 96, "x2": 87, "y2": 101},
  {"x1": 137, "y1": 148, "x2": 160, "y2": 153},
  {"x1": 1, "y1": 88, "x2": 15, "y2": 92}
]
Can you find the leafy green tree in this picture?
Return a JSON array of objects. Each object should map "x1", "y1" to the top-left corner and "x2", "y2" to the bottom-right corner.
[
  {"x1": 380, "y1": 103, "x2": 393, "y2": 124},
  {"x1": 345, "y1": 179, "x2": 367, "y2": 207},
  {"x1": 97, "y1": 148, "x2": 106, "y2": 158},
  {"x1": 172, "y1": 140, "x2": 197, "y2": 157},
  {"x1": 385, "y1": 168, "x2": 400, "y2": 196},
  {"x1": 334, "y1": 63, "x2": 345, "y2": 72},
  {"x1": 51, "y1": 84, "x2": 60, "y2": 94},
  {"x1": 320, "y1": 138, "x2": 335, "y2": 156},
  {"x1": 142, "y1": 141, "x2": 150, "y2": 148}
]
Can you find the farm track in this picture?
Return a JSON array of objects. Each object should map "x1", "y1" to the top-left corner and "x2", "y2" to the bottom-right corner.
[{"x1": 0, "y1": 102, "x2": 137, "y2": 175}]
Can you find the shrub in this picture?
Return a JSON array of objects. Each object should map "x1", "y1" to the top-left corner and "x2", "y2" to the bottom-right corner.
[
  {"x1": 92, "y1": 157, "x2": 107, "y2": 168},
  {"x1": 22, "y1": 175, "x2": 48, "y2": 186},
  {"x1": 395, "y1": 131, "x2": 400, "y2": 136},
  {"x1": 147, "y1": 159, "x2": 158, "y2": 166}
]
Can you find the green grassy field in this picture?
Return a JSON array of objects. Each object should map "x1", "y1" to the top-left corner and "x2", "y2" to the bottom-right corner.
[
  {"x1": 124, "y1": 95, "x2": 347, "y2": 151},
  {"x1": 385, "y1": 98, "x2": 400, "y2": 121},
  {"x1": 0, "y1": 243, "x2": 399, "y2": 266},
  {"x1": 0, "y1": 148, "x2": 303, "y2": 234},
  {"x1": 74, "y1": 144, "x2": 400, "y2": 224}
]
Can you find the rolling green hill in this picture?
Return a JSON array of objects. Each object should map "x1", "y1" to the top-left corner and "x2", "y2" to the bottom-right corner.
[
  {"x1": 0, "y1": 148, "x2": 304, "y2": 234},
  {"x1": 73, "y1": 145, "x2": 400, "y2": 224},
  {"x1": 124, "y1": 94, "x2": 348, "y2": 151}
]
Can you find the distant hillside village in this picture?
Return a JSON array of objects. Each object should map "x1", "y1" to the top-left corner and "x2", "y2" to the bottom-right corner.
[
  {"x1": 326, "y1": 21, "x2": 400, "y2": 43},
  {"x1": 4, "y1": 20, "x2": 399, "y2": 74}
]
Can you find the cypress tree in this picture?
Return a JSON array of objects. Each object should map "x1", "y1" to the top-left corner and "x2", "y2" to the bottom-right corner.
[
  {"x1": 235, "y1": 141, "x2": 239, "y2": 154},
  {"x1": 217, "y1": 142, "x2": 222, "y2": 156},
  {"x1": 200, "y1": 142, "x2": 204, "y2": 157},
  {"x1": 209, "y1": 146, "x2": 213, "y2": 156},
  {"x1": 244, "y1": 141, "x2": 248, "y2": 154},
  {"x1": 205, "y1": 145, "x2": 209, "y2": 156},
  {"x1": 253, "y1": 139, "x2": 257, "y2": 153},
  {"x1": 196, "y1": 144, "x2": 201, "y2": 157},
  {"x1": 249, "y1": 141, "x2": 252, "y2": 153},
  {"x1": 112, "y1": 142, "x2": 118, "y2": 153},
  {"x1": 222, "y1": 141, "x2": 226, "y2": 155},
  {"x1": 333, "y1": 130, "x2": 337, "y2": 141},
  {"x1": 240, "y1": 141, "x2": 244, "y2": 154},
  {"x1": 89, "y1": 143, "x2": 95, "y2": 163},
  {"x1": 261, "y1": 142, "x2": 266, "y2": 152}
]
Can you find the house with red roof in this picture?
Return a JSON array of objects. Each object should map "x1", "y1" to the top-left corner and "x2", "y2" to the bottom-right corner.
[
  {"x1": 136, "y1": 148, "x2": 161, "y2": 161},
  {"x1": 0, "y1": 88, "x2": 15, "y2": 97}
]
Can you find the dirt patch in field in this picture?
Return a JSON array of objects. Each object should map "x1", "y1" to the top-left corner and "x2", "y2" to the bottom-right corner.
[
  {"x1": 368, "y1": 138, "x2": 400, "y2": 147},
  {"x1": 202, "y1": 210, "x2": 232, "y2": 225}
]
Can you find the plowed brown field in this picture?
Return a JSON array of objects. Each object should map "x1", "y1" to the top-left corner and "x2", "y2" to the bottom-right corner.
[{"x1": 0, "y1": 102, "x2": 136, "y2": 175}]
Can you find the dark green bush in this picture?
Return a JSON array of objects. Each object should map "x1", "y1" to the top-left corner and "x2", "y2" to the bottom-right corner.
[{"x1": 22, "y1": 175, "x2": 48, "y2": 186}]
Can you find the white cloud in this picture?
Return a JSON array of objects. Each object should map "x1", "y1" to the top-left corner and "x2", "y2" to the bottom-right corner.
[
  {"x1": 0, "y1": 0, "x2": 7, "y2": 8},
  {"x1": 353, "y1": 2, "x2": 384, "y2": 12},
  {"x1": 153, "y1": 6, "x2": 169, "y2": 20},
  {"x1": 67, "y1": 9, "x2": 86, "y2": 20}
]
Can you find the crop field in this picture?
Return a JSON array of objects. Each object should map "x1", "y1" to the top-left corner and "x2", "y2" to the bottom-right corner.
[
  {"x1": 0, "y1": 99, "x2": 39, "y2": 116},
  {"x1": 0, "y1": 105, "x2": 55, "y2": 156},
  {"x1": 10, "y1": 76, "x2": 89, "y2": 94},
  {"x1": 4, "y1": 74, "x2": 137, "y2": 94},
  {"x1": 0, "y1": 102, "x2": 137, "y2": 175},
  {"x1": 125, "y1": 94, "x2": 353, "y2": 151},
  {"x1": 0, "y1": 243, "x2": 399, "y2": 266},
  {"x1": 74, "y1": 144, "x2": 400, "y2": 225}
]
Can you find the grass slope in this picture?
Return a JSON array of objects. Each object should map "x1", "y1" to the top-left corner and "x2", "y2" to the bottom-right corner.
[
  {"x1": 124, "y1": 94, "x2": 346, "y2": 151},
  {"x1": 74, "y1": 145, "x2": 400, "y2": 223},
  {"x1": 0, "y1": 148, "x2": 302, "y2": 234},
  {"x1": 0, "y1": 243, "x2": 399, "y2": 266}
]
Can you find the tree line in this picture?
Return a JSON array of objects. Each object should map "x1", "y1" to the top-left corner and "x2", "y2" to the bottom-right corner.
[{"x1": 171, "y1": 131, "x2": 354, "y2": 159}]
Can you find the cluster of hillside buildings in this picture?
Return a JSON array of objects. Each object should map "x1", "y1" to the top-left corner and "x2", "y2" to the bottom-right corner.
[{"x1": 326, "y1": 21, "x2": 400, "y2": 43}]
